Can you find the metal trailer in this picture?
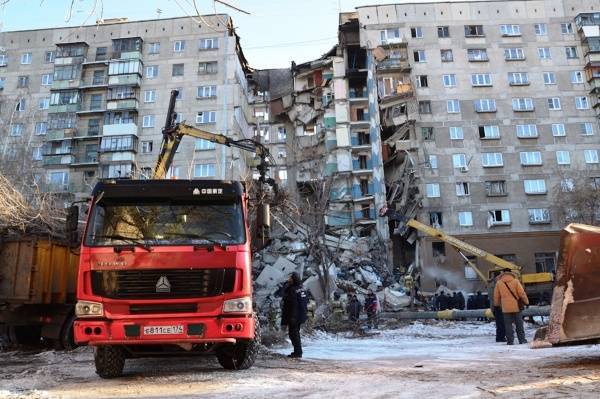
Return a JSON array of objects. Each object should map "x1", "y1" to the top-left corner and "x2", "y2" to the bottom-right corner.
[{"x1": 0, "y1": 238, "x2": 79, "y2": 348}]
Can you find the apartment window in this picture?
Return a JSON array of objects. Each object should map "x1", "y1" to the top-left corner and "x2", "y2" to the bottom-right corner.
[
  {"x1": 512, "y1": 97, "x2": 534, "y2": 111},
  {"x1": 508, "y1": 72, "x2": 529, "y2": 85},
  {"x1": 108, "y1": 86, "x2": 135, "y2": 101},
  {"x1": 535, "y1": 252, "x2": 556, "y2": 273},
  {"x1": 48, "y1": 171, "x2": 69, "y2": 189},
  {"x1": 421, "y1": 127, "x2": 434, "y2": 140},
  {"x1": 100, "y1": 135, "x2": 135, "y2": 152},
  {"x1": 17, "y1": 76, "x2": 29, "y2": 88},
  {"x1": 195, "y1": 138, "x2": 216, "y2": 151},
  {"x1": 172, "y1": 63, "x2": 184, "y2": 77},
  {"x1": 467, "y1": 48, "x2": 488, "y2": 62},
  {"x1": 428, "y1": 155, "x2": 438, "y2": 169},
  {"x1": 524, "y1": 179, "x2": 547, "y2": 194},
  {"x1": 141, "y1": 141, "x2": 153, "y2": 154},
  {"x1": 108, "y1": 60, "x2": 141, "y2": 75},
  {"x1": 278, "y1": 169, "x2": 288, "y2": 181},
  {"x1": 54, "y1": 65, "x2": 80, "y2": 81},
  {"x1": 447, "y1": 99, "x2": 460, "y2": 113},
  {"x1": 35, "y1": 122, "x2": 48, "y2": 135},
  {"x1": 172, "y1": 87, "x2": 183, "y2": 100},
  {"x1": 40, "y1": 73, "x2": 53, "y2": 86},
  {"x1": 426, "y1": 183, "x2": 440, "y2": 198},
  {"x1": 10, "y1": 123, "x2": 23, "y2": 136},
  {"x1": 411, "y1": 27, "x2": 423, "y2": 38},
  {"x1": 173, "y1": 40, "x2": 186, "y2": 52},
  {"x1": 458, "y1": 212, "x2": 473, "y2": 226},
  {"x1": 561, "y1": 23, "x2": 574, "y2": 34},
  {"x1": 94, "y1": 47, "x2": 107, "y2": 61},
  {"x1": 504, "y1": 48, "x2": 525, "y2": 61},
  {"x1": 565, "y1": 47, "x2": 578, "y2": 59},
  {"x1": 32, "y1": 146, "x2": 43, "y2": 161},
  {"x1": 197, "y1": 85, "x2": 217, "y2": 98},
  {"x1": 548, "y1": 97, "x2": 561, "y2": 110},
  {"x1": 520, "y1": 151, "x2": 543, "y2": 166},
  {"x1": 199, "y1": 38, "x2": 219, "y2": 50},
  {"x1": 20, "y1": 52, "x2": 32, "y2": 64},
  {"x1": 452, "y1": 153, "x2": 467, "y2": 168},
  {"x1": 15, "y1": 98, "x2": 26, "y2": 112},
  {"x1": 198, "y1": 61, "x2": 218, "y2": 74},
  {"x1": 380, "y1": 28, "x2": 400, "y2": 44},
  {"x1": 585, "y1": 149, "x2": 599, "y2": 164},
  {"x1": 148, "y1": 42, "x2": 160, "y2": 54},
  {"x1": 581, "y1": 122, "x2": 594, "y2": 136},
  {"x1": 44, "y1": 51, "x2": 55, "y2": 63},
  {"x1": 500, "y1": 24, "x2": 521, "y2": 36},
  {"x1": 479, "y1": 125, "x2": 500, "y2": 139},
  {"x1": 0, "y1": 53, "x2": 7, "y2": 66},
  {"x1": 413, "y1": 50, "x2": 426, "y2": 62},
  {"x1": 516, "y1": 124, "x2": 538, "y2": 138},
  {"x1": 437, "y1": 26, "x2": 450, "y2": 38},
  {"x1": 474, "y1": 99, "x2": 497, "y2": 113},
  {"x1": 145, "y1": 65, "x2": 158, "y2": 78},
  {"x1": 440, "y1": 49, "x2": 453, "y2": 62},
  {"x1": 449, "y1": 127, "x2": 464, "y2": 140},
  {"x1": 529, "y1": 208, "x2": 551, "y2": 224},
  {"x1": 543, "y1": 71, "x2": 557, "y2": 85},
  {"x1": 486, "y1": 180, "x2": 507, "y2": 196},
  {"x1": 50, "y1": 90, "x2": 79, "y2": 105},
  {"x1": 471, "y1": 73, "x2": 492, "y2": 86},
  {"x1": 489, "y1": 210, "x2": 511, "y2": 226},
  {"x1": 196, "y1": 111, "x2": 216, "y2": 124},
  {"x1": 455, "y1": 182, "x2": 470, "y2": 196},
  {"x1": 571, "y1": 71, "x2": 584, "y2": 84},
  {"x1": 418, "y1": 101, "x2": 431, "y2": 114},
  {"x1": 576, "y1": 97, "x2": 590, "y2": 110},
  {"x1": 464, "y1": 25, "x2": 484, "y2": 37},
  {"x1": 482, "y1": 152, "x2": 503, "y2": 167},
  {"x1": 416, "y1": 75, "x2": 428, "y2": 88},
  {"x1": 38, "y1": 97, "x2": 50, "y2": 110},
  {"x1": 538, "y1": 47, "x2": 551, "y2": 59},
  {"x1": 442, "y1": 74, "x2": 456, "y2": 87},
  {"x1": 144, "y1": 90, "x2": 156, "y2": 103},
  {"x1": 534, "y1": 23, "x2": 547, "y2": 36},
  {"x1": 142, "y1": 115, "x2": 155, "y2": 128},
  {"x1": 556, "y1": 150, "x2": 571, "y2": 165},
  {"x1": 194, "y1": 163, "x2": 216, "y2": 178},
  {"x1": 552, "y1": 124, "x2": 566, "y2": 137},
  {"x1": 88, "y1": 119, "x2": 100, "y2": 136}
]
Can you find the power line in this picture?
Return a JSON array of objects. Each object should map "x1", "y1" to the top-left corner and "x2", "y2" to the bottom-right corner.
[{"x1": 244, "y1": 36, "x2": 337, "y2": 50}]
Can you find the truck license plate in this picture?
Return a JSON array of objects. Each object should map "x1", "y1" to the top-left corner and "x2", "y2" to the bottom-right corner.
[{"x1": 143, "y1": 325, "x2": 184, "y2": 335}]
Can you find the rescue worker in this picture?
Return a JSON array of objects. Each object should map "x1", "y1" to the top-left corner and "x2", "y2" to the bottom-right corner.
[
  {"x1": 488, "y1": 273, "x2": 506, "y2": 342},
  {"x1": 457, "y1": 291, "x2": 465, "y2": 310},
  {"x1": 493, "y1": 268, "x2": 529, "y2": 345},
  {"x1": 347, "y1": 294, "x2": 362, "y2": 323},
  {"x1": 364, "y1": 290, "x2": 378, "y2": 329},
  {"x1": 281, "y1": 272, "x2": 308, "y2": 358},
  {"x1": 438, "y1": 292, "x2": 449, "y2": 311}
]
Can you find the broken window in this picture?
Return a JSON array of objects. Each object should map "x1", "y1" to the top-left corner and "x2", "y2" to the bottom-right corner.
[
  {"x1": 485, "y1": 180, "x2": 506, "y2": 196},
  {"x1": 432, "y1": 241, "x2": 445, "y2": 256},
  {"x1": 430, "y1": 213, "x2": 443, "y2": 228},
  {"x1": 464, "y1": 25, "x2": 484, "y2": 37},
  {"x1": 416, "y1": 75, "x2": 428, "y2": 88},
  {"x1": 421, "y1": 127, "x2": 434, "y2": 141},
  {"x1": 413, "y1": 50, "x2": 426, "y2": 63},
  {"x1": 440, "y1": 49, "x2": 453, "y2": 62},
  {"x1": 411, "y1": 27, "x2": 423, "y2": 38},
  {"x1": 455, "y1": 182, "x2": 470, "y2": 196},
  {"x1": 380, "y1": 28, "x2": 400, "y2": 45},
  {"x1": 478, "y1": 125, "x2": 499, "y2": 139},
  {"x1": 488, "y1": 210, "x2": 511, "y2": 226},
  {"x1": 418, "y1": 101, "x2": 431, "y2": 114},
  {"x1": 535, "y1": 253, "x2": 556, "y2": 273}
]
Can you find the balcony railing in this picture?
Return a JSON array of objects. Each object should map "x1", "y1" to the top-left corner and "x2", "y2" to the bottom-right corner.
[
  {"x1": 108, "y1": 74, "x2": 141, "y2": 86},
  {"x1": 43, "y1": 154, "x2": 74, "y2": 166},
  {"x1": 79, "y1": 76, "x2": 108, "y2": 88},
  {"x1": 106, "y1": 98, "x2": 139, "y2": 111},
  {"x1": 377, "y1": 57, "x2": 410, "y2": 71},
  {"x1": 51, "y1": 79, "x2": 82, "y2": 90},
  {"x1": 46, "y1": 128, "x2": 76, "y2": 141},
  {"x1": 102, "y1": 122, "x2": 138, "y2": 136},
  {"x1": 49, "y1": 103, "x2": 81, "y2": 113}
]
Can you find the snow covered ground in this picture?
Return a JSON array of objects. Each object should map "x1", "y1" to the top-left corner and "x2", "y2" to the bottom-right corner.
[{"x1": 1, "y1": 321, "x2": 599, "y2": 399}]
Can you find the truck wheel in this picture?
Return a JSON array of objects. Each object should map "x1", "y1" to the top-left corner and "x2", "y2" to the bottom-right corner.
[
  {"x1": 95, "y1": 345, "x2": 125, "y2": 378},
  {"x1": 59, "y1": 315, "x2": 78, "y2": 351},
  {"x1": 216, "y1": 316, "x2": 261, "y2": 370}
]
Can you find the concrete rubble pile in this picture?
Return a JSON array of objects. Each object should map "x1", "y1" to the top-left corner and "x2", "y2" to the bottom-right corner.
[{"x1": 253, "y1": 223, "x2": 412, "y2": 324}]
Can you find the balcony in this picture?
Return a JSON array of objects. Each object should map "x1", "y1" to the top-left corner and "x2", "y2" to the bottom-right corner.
[
  {"x1": 106, "y1": 98, "x2": 139, "y2": 111},
  {"x1": 114, "y1": 50, "x2": 142, "y2": 60},
  {"x1": 46, "y1": 128, "x2": 76, "y2": 141},
  {"x1": 43, "y1": 154, "x2": 74, "y2": 166},
  {"x1": 590, "y1": 77, "x2": 600, "y2": 93},
  {"x1": 576, "y1": 13, "x2": 600, "y2": 28},
  {"x1": 54, "y1": 55, "x2": 85, "y2": 65},
  {"x1": 102, "y1": 122, "x2": 138, "y2": 136},
  {"x1": 351, "y1": 136, "x2": 371, "y2": 152},
  {"x1": 51, "y1": 79, "x2": 82, "y2": 90},
  {"x1": 77, "y1": 102, "x2": 106, "y2": 115},
  {"x1": 377, "y1": 57, "x2": 411, "y2": 71},
  {"x1": 108, "y1": 74, "x2": 141, "y2": 86},
  {"x1": 352, "y1": 158, "x2": 373, "y2": 174},
  {"x1": 49, "y1": 103, "x2": 81, "y2": 113},
  {"x1": 71, "y1": 154, "x2": 99, "y2": 166},
  {"x1": 585, "y1": 53, "x2": 600, "y2": 66},
  {"x1": 79, "y1": 76, "x2": 108, "y2": 89}
]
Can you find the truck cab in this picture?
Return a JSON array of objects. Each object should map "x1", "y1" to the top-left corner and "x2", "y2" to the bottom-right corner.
[{"x1": 73, "y1": 179, "x2": 259, "y2": 378}]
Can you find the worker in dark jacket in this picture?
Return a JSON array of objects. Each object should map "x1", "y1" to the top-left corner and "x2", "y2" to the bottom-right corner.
[
  {"x1": 364, "y1": 290, "x2": 378, "y2": 329},
  {"x1": 281, "y1": 272, "x2": 308, "y2": 358},
  {"x1": 347, "y1": 294, "x2": 362, "y2": 322}
]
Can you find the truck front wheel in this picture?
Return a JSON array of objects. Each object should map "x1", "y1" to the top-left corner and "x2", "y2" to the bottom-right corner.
[
  {"x1": 95, "y1": 345, "x2": 125, "y2": 378},
  {"x1": 216, "y1": 317, "x2": 260, "y2": 370}
]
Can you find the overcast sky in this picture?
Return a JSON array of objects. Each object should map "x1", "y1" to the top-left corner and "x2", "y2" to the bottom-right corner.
[{"x1": 0, "y1": 0, "x2": 478, "y2": 69}]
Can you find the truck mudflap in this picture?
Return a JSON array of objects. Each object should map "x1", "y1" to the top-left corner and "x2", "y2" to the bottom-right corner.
[
  {"x1": 74, "y1": 315, "x2": 255, "y2": 345},
  {"x1": 533, "y1": 224, "x2": 600, "y2": 348}
]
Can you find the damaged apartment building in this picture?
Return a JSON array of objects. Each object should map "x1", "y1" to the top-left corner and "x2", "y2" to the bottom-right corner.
[{"x1": 345, "y1": 0, "x2": 600, "y2": 291}]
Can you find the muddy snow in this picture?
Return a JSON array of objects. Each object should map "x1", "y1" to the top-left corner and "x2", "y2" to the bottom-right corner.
[{"x1": 1, "y1": 321, "x2": 599, "y2": 399}]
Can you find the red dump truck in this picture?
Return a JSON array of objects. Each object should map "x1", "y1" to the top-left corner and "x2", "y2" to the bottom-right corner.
[
  {"x1": 534, "y1": 223, "x2": 600, "y2": 347},
  {"x1": 0, "y1": 238, "x2": 79, "y2": 348}
]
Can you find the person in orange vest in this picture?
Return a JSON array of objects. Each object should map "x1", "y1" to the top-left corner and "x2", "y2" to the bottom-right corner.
[{"x1": 493, "y1": 268, "x2": 530, "y2": 345}]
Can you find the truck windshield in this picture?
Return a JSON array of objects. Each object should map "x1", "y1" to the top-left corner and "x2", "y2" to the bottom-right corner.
[{"x1": 84, "y1": 199, "x2": 246, "y2": 247}]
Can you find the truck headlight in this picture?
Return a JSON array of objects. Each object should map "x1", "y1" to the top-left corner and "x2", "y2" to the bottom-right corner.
[
  {"x1": 75, "y1": 301, "x2": 104, "y2": 317},
  {"x1": 223, "y1": 297, "x2": 252, "y2": 314}
]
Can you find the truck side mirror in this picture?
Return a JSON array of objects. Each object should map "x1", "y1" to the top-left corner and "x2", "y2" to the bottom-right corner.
[{"x1": 66, "y1": 205, "x2": 79, "y2": 248}]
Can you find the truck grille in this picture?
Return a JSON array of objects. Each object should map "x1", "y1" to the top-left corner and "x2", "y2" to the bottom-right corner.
[{"x1": 91, "y1": 268, "x2": 236, "y2": 299}]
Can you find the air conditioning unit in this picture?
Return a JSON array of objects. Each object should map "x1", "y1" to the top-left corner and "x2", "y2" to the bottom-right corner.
[{"x1": 459, "y1": 166, "x2": 469, "y2": 173}]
